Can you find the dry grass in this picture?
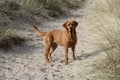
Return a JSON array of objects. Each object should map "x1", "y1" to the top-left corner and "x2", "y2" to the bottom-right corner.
[
  {"x1": 87, "y1": 0, "x2": 120, "y2": 80},
  {"x1": 0, "y1": 21, "x2": 25, "y2": 50},
  {"x1": 0, "y1": 0, "x2": 84, "y2": 18}
]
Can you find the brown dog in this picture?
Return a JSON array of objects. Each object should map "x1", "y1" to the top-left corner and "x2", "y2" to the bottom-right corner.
[{"x1": 33, "y1": 21, "x2": 78, "y2": 64}]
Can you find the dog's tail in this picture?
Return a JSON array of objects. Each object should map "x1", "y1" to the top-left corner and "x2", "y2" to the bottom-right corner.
[{"x1": 33, "y1": 25, "x2": 46, "y2": 36}]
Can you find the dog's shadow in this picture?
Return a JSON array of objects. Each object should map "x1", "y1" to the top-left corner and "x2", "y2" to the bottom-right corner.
[{"x1": 77, "y1": 48, "x2": 111, "y2": 60}]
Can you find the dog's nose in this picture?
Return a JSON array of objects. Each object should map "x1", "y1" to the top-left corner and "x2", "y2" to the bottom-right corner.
[{"x1": 70, "y1": 27, "x2": 73, "y2": 29}]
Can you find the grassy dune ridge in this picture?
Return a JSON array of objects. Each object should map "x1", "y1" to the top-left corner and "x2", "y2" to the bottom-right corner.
[
  {"x1": 87, "y1": 0, "x2": 120, "y2": 79},
  {"x1": 0, "y1": 0, "x2": 84, "y2": 18}
]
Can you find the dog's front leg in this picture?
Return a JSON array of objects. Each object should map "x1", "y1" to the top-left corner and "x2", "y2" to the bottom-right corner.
[
  {"x1": 65, "y1": 47, "x2": 68, "y2": 64},
  {"x1": 71, "y1": 45, "x2": 76, "y2": 60}
]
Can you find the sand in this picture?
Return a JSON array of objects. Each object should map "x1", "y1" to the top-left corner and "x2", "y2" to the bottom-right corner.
[{"x1": 0, "y1": 1, "x2": 105, "y2": 80}]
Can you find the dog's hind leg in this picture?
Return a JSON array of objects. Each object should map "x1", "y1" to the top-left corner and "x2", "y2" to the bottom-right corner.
[
  {"x1": 49, "y1": 43, "x2": 57, "y2": 62},
  {"x1": 44, "y1": 38, "x2": 52, "y2": 63},
  {"x1": 45, "y1": 46, "x2": 51, "y2": 63}
]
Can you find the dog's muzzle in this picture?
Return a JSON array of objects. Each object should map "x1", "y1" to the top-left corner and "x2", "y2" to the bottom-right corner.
[{"x1": 70, "y1": 27, "x2": 73, "y2": 32}]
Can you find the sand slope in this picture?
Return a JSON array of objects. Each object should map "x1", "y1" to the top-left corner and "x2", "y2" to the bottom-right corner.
[{"x1": 0, "y1": 1, "x2": 104, "y2": 80}]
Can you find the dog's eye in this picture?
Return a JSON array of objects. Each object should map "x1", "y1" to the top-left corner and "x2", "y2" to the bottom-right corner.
[
  {"x1": 68, "y1": 23, "x2": 71, "y2": 26},
  {"x1": 71, "y1": 23, "x2": 74, "y2": 26}
]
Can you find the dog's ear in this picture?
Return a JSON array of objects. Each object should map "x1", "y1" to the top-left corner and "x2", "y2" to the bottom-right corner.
[
  {"x1": 63, "y1": 21, "x2": 68, "y2": 28},
  {"x1": 73, "y1": 21, "x2": 78, "y2": 27}
]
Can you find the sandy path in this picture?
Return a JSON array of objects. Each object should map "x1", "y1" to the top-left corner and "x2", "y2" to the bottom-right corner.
[{"x1": 0, "y1": 1, "x2": 104, "y2": 80}]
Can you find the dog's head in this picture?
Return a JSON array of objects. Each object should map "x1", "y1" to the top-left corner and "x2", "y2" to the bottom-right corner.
[{"x1": 63, "y1": 21, "x2": 78, "y2": 32}]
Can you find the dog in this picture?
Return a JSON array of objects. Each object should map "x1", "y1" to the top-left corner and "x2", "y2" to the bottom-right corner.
[{"x1": 33, "y1": 21, "x2": 78, "y2": 64}]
